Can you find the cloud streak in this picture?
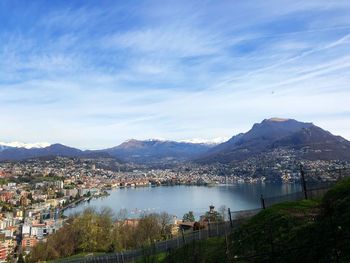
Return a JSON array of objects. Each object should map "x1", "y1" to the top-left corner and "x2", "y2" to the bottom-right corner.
[{"x1": 0, "y1": 0, "x2": 349, "y2": 148}]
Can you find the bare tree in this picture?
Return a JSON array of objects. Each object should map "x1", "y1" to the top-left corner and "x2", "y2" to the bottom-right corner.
[
  {"x1": 116, "y1": 208, "x2": 128, "y2": 221},
  {"x1": 219, "y1": 205, "x2": 227, "y2": 221},
  {"x1": 158, "y1": 212, "x2": 173, "y2": 238}
]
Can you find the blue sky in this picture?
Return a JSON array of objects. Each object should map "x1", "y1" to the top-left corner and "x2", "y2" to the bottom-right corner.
[{"x1": 1, "y1": 0, "x2": 350, "y2": 149}]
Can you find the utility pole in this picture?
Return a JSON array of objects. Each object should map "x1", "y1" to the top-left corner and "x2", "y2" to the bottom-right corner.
[
  {"x1": 208, "y1": 219, "x2": 211, "y2": 238},
  {"x1": 300, "y1": 164, "x2": 308, "y2": 200}
]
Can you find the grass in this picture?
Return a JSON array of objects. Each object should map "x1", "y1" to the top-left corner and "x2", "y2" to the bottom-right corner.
[
  {"x1": 251, "y1": 199, "x2": 320, "y2": 222},
  {"x1": 228, "y1": 178, "x2": 350, "y2": 262},
  {"x1": 135, "y1": 252, "x2": 167, "y2": 263},
  {"x1": 136, "y1": 237, "x2": 227, "y2": 263},
  {"x1": 323, "y1": 177, "x2": 350, "y2": 203},
  {"x1": 50, "y1": 252, "x2": 106, "y2": 262}
]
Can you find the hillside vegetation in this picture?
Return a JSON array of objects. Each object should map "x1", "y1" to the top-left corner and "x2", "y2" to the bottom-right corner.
[{"x1": 27, "y1": 210, "x2": 174, "y2": 262}]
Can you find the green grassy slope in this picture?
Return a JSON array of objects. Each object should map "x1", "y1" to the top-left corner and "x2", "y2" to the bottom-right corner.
[{"x1": 136, "y1": 237, "x2": 227, "y2": 263}]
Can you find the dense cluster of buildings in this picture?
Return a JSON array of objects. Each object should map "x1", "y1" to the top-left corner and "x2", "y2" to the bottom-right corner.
[{"x1": 217, "y1": 148, "x2": 350, "y2": 183}]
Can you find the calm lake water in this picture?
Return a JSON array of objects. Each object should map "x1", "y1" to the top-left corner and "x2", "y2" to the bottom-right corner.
[{"x1": 64, "y1": 183, "x2": 302, "y2": 219}]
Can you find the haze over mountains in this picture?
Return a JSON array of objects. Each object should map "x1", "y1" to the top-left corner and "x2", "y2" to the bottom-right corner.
[{"x1": 1, "y1": 118, "x2": 350, "y2": 164}]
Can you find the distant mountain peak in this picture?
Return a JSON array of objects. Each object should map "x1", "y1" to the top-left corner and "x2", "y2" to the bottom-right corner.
[
  {"x1": 125, "y1": 138, "x2": 165, "y2": 143},
  {"x1": 0, "y1": 141, "x2": 51, "y2": 149},
  {"x1": 123, "y1": 138, "x2": 228, "y2": 145},
  {"x1": 196, "y1": 117, "x2": 350, "y2": 163},
  {"x1": 266, "y1": 117, "x2": 291, "y2": 122},
  {"x1": 0, "y1": 142, "x2": 83, "y2": 161},
  {"x1": 104, "y1": 138, "x2": 215, "y2": 164},
  {"x1": 124, "y1": 138, "x2": 139, "y2": 143}
]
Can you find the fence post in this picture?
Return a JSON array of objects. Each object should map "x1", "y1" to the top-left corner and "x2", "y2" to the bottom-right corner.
[
  {"x1": 228, "y1": 208, "x2": 233, "y2": 228},
  {"x1": 260, "y1": 194, "x2": 266, "y2": 209},
  {"x1": 268, "y1": 224, "x2": 275, "y2": 263},
  {"x1": 181, "y1": 228, "x2": 186, "y2": 244},
  {"x1": 300, "y1": 164, "x2": 308, "y2": 200},
  {"x1": 208, "y1": 221, "x2": 211, "y2": 237},
  {"x1": 225, "y1": 225, "x2": 229, "y2": 260}
]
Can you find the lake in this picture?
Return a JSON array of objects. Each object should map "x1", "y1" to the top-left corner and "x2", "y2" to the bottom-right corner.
[{"x1": 64, "y1": 183, "x2": 302, "y2": 219}]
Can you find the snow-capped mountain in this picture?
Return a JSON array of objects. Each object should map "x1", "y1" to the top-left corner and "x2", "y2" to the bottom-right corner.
[
  {"x1": 0, "y1": 141, "x2": 51, "y2": 150},
  {"x1": 0, "y1": 143, "x2": 86, "y2": 160},
  {"x1": 180, "y1": 137, "x2": 229, "y2": 145},
  {"x1": 101, "y1": 139, "x2": 215, "y2": 163}
]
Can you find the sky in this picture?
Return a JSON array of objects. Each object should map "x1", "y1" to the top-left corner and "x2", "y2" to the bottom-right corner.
[{"x1": 0, "y1": 0, "x2": 350, "y2": 149}]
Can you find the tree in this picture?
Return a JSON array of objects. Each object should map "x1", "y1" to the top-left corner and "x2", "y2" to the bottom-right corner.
[
  {"x1": 28, "y1": 208, "x2": 175, "y2": 261},
  {"x1": 74, "y1": 192, "x2": 81, "y2": 200},
  {"x1": 218, "y1": 205, "x2": 227, "y2": 221},
  {"x1": 158, "y1": 212, "x2": 172, "y2": 238},
  {"x1": 75, "y1": 208, "x2": 108, "y2": 252},
  {"x1": 56, "y1": 191, "x2": 64, "y2": 198},
  {"x1": 27, "y1": 193, "x2": 33, "y2": 201},
  {"x1": 111, "y1": 221, "x2": 135, "y2": 251},
  {"x1": 28, "y1": 242, "x2": 48, "y2": 262},
  {"x1": 202, "y1": 211, "x2": 223, "y2": 222},
  {"x1": 182, "y1": 211, "x2": 195, "y2": 222},
  {"x1": 17, "y1": 254, "x2": 24, "y2": 263},
  {"x1": 135, "y1": 213, "x2": 162, "y2": 246},
  {"x1": 201, "y1": 206, "x2": 223, "y2": 222},
  {"x1": 116, "y1": 208, "x2": 128, "y2": 221}
]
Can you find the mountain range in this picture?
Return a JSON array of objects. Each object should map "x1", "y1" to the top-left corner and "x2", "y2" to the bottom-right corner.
[
  {"x1": 0, "y1": 140, "x2": 214, "y2": 163},
  {"x1": 1, "y1": 118, "x2": 350, "y2": 164},
  {"x1": 99, "y1": 139, "x2": 213, "y2": 163}
]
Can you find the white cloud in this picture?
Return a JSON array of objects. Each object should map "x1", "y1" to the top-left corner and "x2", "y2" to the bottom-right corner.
[{"x1": 0, "y1": 0, "x2": 350, "y2": 148}]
